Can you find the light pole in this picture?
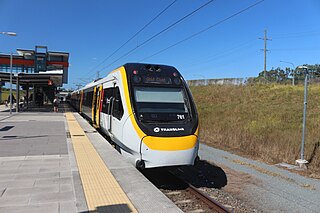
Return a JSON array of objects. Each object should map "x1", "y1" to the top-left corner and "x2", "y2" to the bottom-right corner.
[
  {"x1": 280, "y1": 61, "x2": 295, "y2": 86},
  {"x1": 0, "y1": 31, "x2": 17, "y2": 114},
  {"x1": 296, "y1": 65, "x2": 309, "y2": 168},
  {"x1": 10, "y1": 53, "x2": 13, "y2": 114}
]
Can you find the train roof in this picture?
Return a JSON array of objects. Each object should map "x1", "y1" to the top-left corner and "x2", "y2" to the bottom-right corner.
[
  {"x1": 123, "y1": 63, "x2": 177, "y2": 72},
  {"x1": 75, "y1": 63, "x2": 180, "y2": 92}
]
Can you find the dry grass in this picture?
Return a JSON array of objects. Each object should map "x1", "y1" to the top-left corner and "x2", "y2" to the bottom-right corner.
[{"x1": 191, "y1": 84, "x2": 320, "y2": 174}]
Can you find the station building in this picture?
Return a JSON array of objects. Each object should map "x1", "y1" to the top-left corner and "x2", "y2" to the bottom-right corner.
[{"x1": 0, "y1": 46, "x2": 69, "y2": 111}]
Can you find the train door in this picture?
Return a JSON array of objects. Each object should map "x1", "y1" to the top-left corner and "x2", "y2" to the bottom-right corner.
[
  {"x1": 110, "y1": 83, "x2": 124, "y2": 142},
  {"x1": 93, "y1": 85, "x2": 102, "y2": 128},
  {"x1": 101, "y1": 86, "x2": 114, "y2": 135},
  {"x1": 92, "y1": 87, "x2": 97, "y2": 126},
  {"x1": 79, "y1": 90, "x2": 83, "y2": 113}
]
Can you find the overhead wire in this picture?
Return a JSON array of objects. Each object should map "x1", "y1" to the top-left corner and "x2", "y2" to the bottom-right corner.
[
  {"x1": 272, "y1": 29, "x2": 320, "y2": 38},
  {"x1": 87, "y1": 0, "x2": 178, "y2": 75},
  {"x1": 273, "y1": 33, "x2": 320, "y2": 39},
  {"x1": 272, "y1": 47, "x2": 320, "y2": 51},
  {"x1": 99, "y1": 0, "x2": 215, "y2": 72},
  {"x1": 182, "y1": 39, "x2": 257, "y2": 69},
  {"x1": 139, "y1": 0, "x2": 265, "y2": 62}
]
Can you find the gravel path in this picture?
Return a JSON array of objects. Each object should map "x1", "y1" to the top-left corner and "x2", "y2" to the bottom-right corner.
[{"x1": 199, "y1": 143, "x2": 320, "y2": 213}]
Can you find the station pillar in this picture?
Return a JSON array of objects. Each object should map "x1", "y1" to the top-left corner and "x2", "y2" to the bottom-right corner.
[
  {"x1": 16, "y1": 75, "x2": 19, "y2": 112},
  {"x1": 32, "y1": 84, "x2": 36, "y2": 105},
  {"x1": 0, "y1": 83, "x2": 2, "y2": 103},
  {"x1": 26, "y1": 83, "x2": 29, "y2": 106}
]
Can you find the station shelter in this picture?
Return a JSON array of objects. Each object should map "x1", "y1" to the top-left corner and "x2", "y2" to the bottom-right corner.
[{"x1": 0, "y1": 46, "x2": 69, "y2": 111}]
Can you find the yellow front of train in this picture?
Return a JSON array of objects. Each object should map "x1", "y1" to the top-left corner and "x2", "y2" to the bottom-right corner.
[{"x1": 121, "y1": 63, "x2": 200, "y2": 169}]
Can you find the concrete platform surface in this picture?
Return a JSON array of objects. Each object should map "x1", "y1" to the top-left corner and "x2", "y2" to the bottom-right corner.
[{"x1": 0, "y1": 110, "x2": 181, "y2": 213}]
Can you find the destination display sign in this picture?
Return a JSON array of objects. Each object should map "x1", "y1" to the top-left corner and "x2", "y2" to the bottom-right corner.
[{"x1": 143, "y1": 76, "x2": 172, "y2": 84}]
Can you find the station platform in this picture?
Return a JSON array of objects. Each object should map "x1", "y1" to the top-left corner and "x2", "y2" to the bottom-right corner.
[{"x1": 0, "y1": 104, "x2": 182, "y2": 213}]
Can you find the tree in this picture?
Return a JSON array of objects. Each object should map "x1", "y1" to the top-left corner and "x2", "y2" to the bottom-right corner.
[
  {"x1": 255, "y1": 64, "x2": 320, "y2": 84},
  {"x1": 305, "y1": 64, "x2": 320, "y2": 78},
  {"x1": 256, "y1": 67, "x2": 290, "y2": 83}
]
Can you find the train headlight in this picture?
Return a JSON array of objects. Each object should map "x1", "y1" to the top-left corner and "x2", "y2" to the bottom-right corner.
[
  {"x1": 133, "y1": 75, "x2": 142, "y2": 83},
  {"x1": 173, "y1": 77, "x2": 181, "y2": 85}
]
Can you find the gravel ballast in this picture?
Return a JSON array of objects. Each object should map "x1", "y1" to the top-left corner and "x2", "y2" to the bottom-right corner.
[{"x1": 199, "y1": 143, "x2": 320, "y2": 213}]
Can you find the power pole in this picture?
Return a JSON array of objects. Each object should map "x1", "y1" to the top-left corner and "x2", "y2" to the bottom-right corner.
[
  {"x1": 75, "y1": 84, "x2": 82, "y2": 90},
  {"x1": 96, "y1": 70, "x2": 101, "y2": 79},
  {"x1": 259, "y1": 30, "x2": 272, "y2": 79}
]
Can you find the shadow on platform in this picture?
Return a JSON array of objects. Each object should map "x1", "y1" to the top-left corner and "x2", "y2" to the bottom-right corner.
[
  {"x1": 0, "y1": 135, "x2": 48, "y2": 141},
  {"x1": 81, "y1": 203, "x2": 133, "y2": 213}
]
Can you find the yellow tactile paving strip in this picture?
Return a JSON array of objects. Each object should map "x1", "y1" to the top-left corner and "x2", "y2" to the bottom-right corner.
[{"x1": 65, "y1": 112, "x2": 137, "y2": 212}]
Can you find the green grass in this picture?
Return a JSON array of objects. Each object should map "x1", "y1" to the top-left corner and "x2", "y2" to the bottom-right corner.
[{"x1": 191, "y1": 84, "x2": 320, "y2": 174}]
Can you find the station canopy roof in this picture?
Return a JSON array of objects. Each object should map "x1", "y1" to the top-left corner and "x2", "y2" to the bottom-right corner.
[
  {"x1": 0, "y1": 72, "x2": 63, "y2": 86},
  {"x1": 0, "y1": 46, "x2": 69, "y2": 87},
  {"x1": 16, "y1": 48, "x2": 69, "y2": 61}
]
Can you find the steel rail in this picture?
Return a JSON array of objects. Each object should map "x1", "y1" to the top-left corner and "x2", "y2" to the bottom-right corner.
[
  {"x1": 168, "y1": 170, "x2": 233, "y2": 213},
  {"x1": 186, "y1": 183, "x2": 233, "y2": 213}
]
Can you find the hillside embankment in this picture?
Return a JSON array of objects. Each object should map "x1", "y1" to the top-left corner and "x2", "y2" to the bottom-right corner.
[{"x1": 191, "y1": 84, "x2": 320, "y2": 176}]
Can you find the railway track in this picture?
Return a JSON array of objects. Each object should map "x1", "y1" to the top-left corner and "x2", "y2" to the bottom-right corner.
[
  {"x1": 186, "y1": 183, "x2": 233, "y2": 213},
  {"x1": 142, "y1": 168, "x2": 233, "y2": 213}
]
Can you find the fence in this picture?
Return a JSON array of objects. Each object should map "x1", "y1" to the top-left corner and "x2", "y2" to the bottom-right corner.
[{"x1": 187, "y1": 78, "x2": 252, "y2": 86}]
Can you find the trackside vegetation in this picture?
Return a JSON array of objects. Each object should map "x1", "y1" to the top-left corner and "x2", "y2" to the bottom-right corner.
[{"x1": 191, "y1": 84, "x2": 320, "y2": 176}]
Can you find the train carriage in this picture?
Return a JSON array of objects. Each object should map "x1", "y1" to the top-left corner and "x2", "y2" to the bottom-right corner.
[{"x1": 71, "y1": 63, "x2": 199, "y2": 169}]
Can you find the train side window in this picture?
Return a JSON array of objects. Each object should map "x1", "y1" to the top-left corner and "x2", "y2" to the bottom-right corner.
[
  {"x1": 87, "y1": 91, "x2": 93, "y2": 107},
  {"x1": 83, "y1": 90, "x2": 93, "y2": 107},
  {"x1": 102, "y1": 88, "x2": 114, "y2": 114},
  {"x1": 112, "y1": 87, "x2": 124, "y2": 120},
  {"x1": 82, "y1": 92, "x2": 86, "y2": 106}
]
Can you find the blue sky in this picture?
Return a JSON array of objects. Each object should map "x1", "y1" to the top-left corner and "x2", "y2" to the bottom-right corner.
[{"x1": 1, "y1": 0, "x2": 320, "y2": 89}]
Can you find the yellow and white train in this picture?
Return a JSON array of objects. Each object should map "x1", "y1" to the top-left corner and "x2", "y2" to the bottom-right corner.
[{"x1": 70, "y1": 63, "x2": 199, "y2": 169}]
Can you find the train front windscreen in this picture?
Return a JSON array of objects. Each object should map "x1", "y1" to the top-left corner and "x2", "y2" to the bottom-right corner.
[{"x1": 133, "y1": 86, "x2": 190, "y2": 123}]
